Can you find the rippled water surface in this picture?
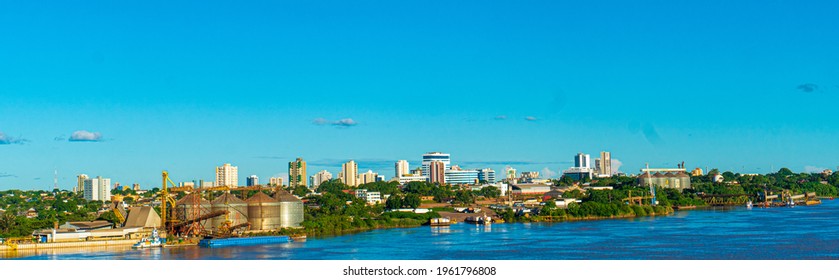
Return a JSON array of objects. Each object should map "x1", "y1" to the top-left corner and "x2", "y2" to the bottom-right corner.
[{"x1": 10, "y1": 200, "x2": 839, "y2": 260}]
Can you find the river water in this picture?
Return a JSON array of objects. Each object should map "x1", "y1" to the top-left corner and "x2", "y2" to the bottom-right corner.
[{"x1": 8, "y1": 200, "x2": 839, "y2": 260}]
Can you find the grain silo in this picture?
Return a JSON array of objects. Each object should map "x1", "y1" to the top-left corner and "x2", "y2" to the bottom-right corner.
[
  {"x1": 210, "y1": 193, "x2": 249, "y2": 232},
  {"x1": 246, "y1": 192, "x2": 281, "y2": 231},
  {"x1": 175, "y1": 193, "x2": 211, "y2": 229},
  {"x1": 275, "y1": 190, "x2": 304, "y2": 228}
]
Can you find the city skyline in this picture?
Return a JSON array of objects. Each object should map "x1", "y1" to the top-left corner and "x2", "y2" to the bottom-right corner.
[{"x1": 2, "y1": 1, "x2": 839, "y2": 189}]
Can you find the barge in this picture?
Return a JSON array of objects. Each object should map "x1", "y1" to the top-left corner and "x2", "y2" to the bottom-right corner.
[{"x1": 198, "y1": 236, "x2": 291, "y2": 248}]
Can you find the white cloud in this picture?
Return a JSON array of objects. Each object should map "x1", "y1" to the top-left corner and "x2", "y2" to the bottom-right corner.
[
  {"x1": 332, "y1": 118, "x2": 358, "y2": 127},
  {"x1": 541, "y1": 167, "x2": 557, "y2": 179},
  {"x1": 69, "y1": 130, "x2": 103, "y2": 142},
  {"x1": 611, "y1": 159, "x2": 624, "y2": 175},
  {"x1": 0, "y1": 132, "x2": 27, "y2": 145}
]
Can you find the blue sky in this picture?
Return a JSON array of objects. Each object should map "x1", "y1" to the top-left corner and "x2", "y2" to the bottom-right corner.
[{"x1": 1, "y1": 1, "x2": 838, "y2": 190}]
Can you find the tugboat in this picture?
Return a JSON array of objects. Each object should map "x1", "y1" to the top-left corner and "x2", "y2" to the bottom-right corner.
[{"x1": 132, "y1": 229, "x2": 165, "y2": 249}]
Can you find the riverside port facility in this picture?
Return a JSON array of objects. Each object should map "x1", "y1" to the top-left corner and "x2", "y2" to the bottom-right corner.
[{"x1": 0, "y1": 171, "x2": 304, "y2": 252}]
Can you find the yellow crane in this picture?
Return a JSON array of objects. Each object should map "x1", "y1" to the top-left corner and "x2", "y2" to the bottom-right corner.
[{"x1": 160, "y1": 171, "x2": 179, "y2": 235}]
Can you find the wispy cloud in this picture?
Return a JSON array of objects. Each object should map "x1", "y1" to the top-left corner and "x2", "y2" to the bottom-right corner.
[
  {"x1": 313, "y1": 118, "x2": 359, "y2": 128},
  {"x1": 0, "y1": 132, "x2": 28, "y2": 145},
  {"x1": 307, "y1": 158, "x2": 395, "y2": 169},
  {"x1": 642, "y1": 123, "x2": 665, "y2": 146},
  {"x1": 797, "y1": 83, "x2": 818, "y2": 93},
  {"x1": 804, "y1": 166, "x2": 827, "y2": 173},
  {"x1": 312, "y1": 118, "x2": 329, "y2": 125},
  {"x1": 69, "y1": 130, "x2": 103, "y2": 142},
  {"x1": 525, "y1": 116, "x2": 538, "y2": 121},
  {"x1": 494, "y1": 115, "x2": 508, "y2": 120},
  {"x1": 0, "y1": 173, "x2": 16, "y2": 178},
  {"x1": 461, "y1": 160, "x2": 572, "y2": 166},
  {"x1": 255, "y1": 156, "x2": 287, "y2": 160}
]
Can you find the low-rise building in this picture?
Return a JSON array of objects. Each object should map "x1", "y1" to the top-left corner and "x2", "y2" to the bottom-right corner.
[
  {"x1": 554, "y1": 198, "x2": 581, "y2": 209},
  {"x1": 124, "y1": 206, "x2": 162, "y2": 229},
  {"x1": 25, "y1": 208, "x2": 38, "y2": 218},
  {"x1": 355, "y1": 189, "x2": 382, "y2": 205},
  {"x1": 59, "y1": 221, "x2": 114, "y2": 231},
  {"x1": 445, "y1": 166, "x2": 479, "y2": 185},
  {"x1": 397, "y1": 174, "x2": 429, "y2": 185},
  {"x1": 511, "y1": 183, "x2": 553, "y2": 196}
]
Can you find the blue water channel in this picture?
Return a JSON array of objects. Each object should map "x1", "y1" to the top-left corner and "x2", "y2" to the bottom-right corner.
[{"x1": 8, "y1": 200, "x2": 839, "y2": 260}]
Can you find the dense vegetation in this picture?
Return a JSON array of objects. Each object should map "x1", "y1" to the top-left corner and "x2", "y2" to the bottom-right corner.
[
  {"x1": 0, "y1": 190, "x2": 110, "y2": 238},
  {"x1": 299, "y1": 182, "x2": 440, "y2": 236}
]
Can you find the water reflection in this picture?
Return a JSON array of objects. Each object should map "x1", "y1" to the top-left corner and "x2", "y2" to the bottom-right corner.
[
  {"x1": 431, "y1": 226, "x2": 451, "y2": 234},
  {"x1": 7, "y1": 201, "x2": 839, "y2": 260}
]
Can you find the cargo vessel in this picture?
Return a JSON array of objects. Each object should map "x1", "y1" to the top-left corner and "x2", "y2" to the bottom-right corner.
[{"x1": 198, "y1": 236, "x2": 291, "y2": 248}]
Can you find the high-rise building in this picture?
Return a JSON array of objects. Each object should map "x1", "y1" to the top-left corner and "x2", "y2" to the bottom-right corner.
[
  {"x1": 477, "y1": 168, "x2": 496, "y2": 183},
  {"x1": 246, "y1": 175, "x2": 259, "y2": 187},
  {"x1": 429, "y1": 161, "x2": 446, "y2": 185},
  {"x1": 312, "y1": 170, "x2": 333, "y2": 188},
  {"x1": 422, "y1": 152, "x2": 451, "y2": 176},
  {"x1": 75, "y1": 174, "x2": 88, "y2": 194},
  {"x1": 289, "y1": 158, "x2": 307, "y2": 187},
  {"x1": 575, "y1": 153, "x2": 591, "y2": 169},
  {"x1": 395, "y1": 160, "x2": 410, "y2": 178},
  {"x1": 358, "y1": 170, "x2": 378, "y2": 185},
  {"x1": 83, "y1": 176, "x2": 111, "y2": 202},
  {"x1": 269, "y1": 177, "x2": 284, "y2": 187},
  {"x1": 132, "y1": 184, "x2": 140, "y2": 191},
  {"x1": 599, "y1": 151, "x2": 612, "y2": 176},
  {"x1": 341, "y1": 160, "x2": 359, "y2": 187},
  {"x1": 565, "y1": 153, "x2": 594, "y2": 180},
  {"x1": 595, "y1": 158, "x2": 602, "y2": 174},
  {"x1": 215, "y1": 163, "x2": 239, "y2": 187}
]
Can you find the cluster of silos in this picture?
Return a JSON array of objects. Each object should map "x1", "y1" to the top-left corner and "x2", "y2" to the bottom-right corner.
[
  {"x1": 175, "y1": 191, "x2": 304, "y2": 232},
  {"x1": 210, "y1": 193, "x2": 249, "y2": 232},
  {"x1": 175, "y1": 193, "x2": 212, "y2": 229}
]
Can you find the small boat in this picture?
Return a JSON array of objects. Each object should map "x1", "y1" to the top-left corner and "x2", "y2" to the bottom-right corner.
[
  {"x1": 746, "y1": 201, "x2": 753, "y2": 209},
  {"x1": 430, "y1": 217, "x2": 452, "y2": 226},
  {"x1": 133, "y1": 229, "x2": 165, "y2": 249},
  {"x1": 291, "y1": 235, "x2": 307, "y2": 242},
  {"x1": 465, "y1": 215, "x2": 492, "y2": 225}
]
